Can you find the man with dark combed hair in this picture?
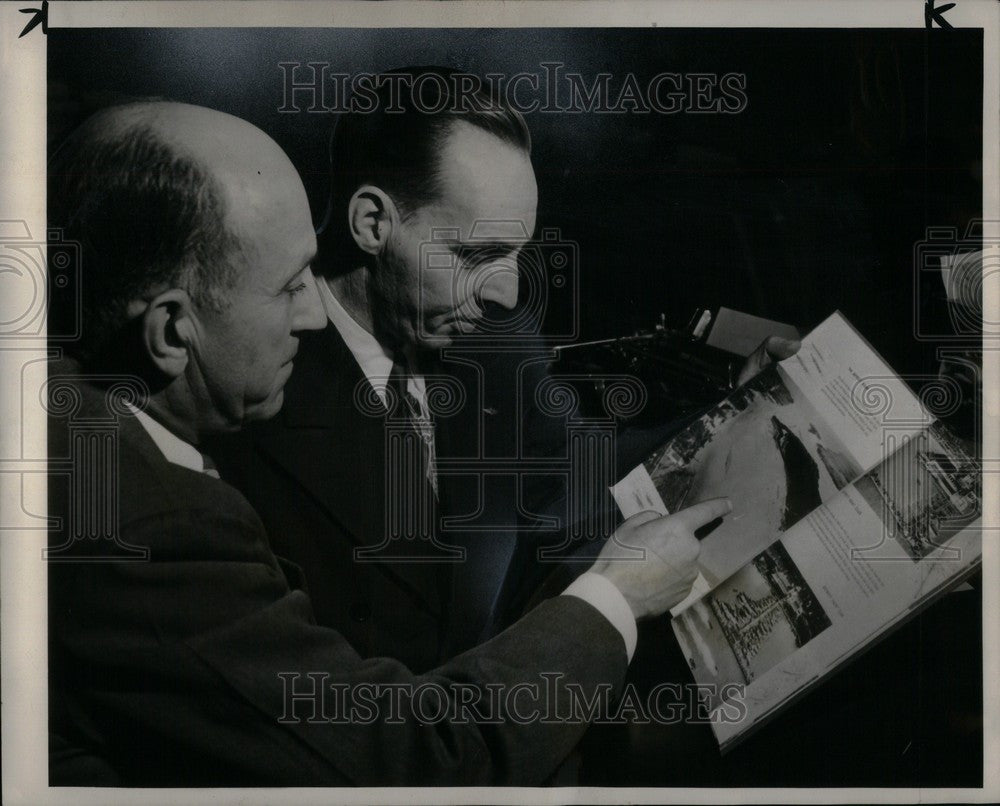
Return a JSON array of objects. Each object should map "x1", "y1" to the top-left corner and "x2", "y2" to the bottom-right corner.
[
  {"x1": 47, "y1": 100, "x2": 719, "y2": 786},
  {"x1": 214, "y1": 66, "x2": 764, "y2": 680},
  {"x1": 216, "y1": 67, "x2": 557, "y2": 672},
  {"x1": 317, "y1": 66, "x2": 535, "y2": 350}
]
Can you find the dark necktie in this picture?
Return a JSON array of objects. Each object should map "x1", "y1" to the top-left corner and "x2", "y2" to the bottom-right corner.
[{"x1": 388, "y1": 359, "x2": 437, "y2": 497}]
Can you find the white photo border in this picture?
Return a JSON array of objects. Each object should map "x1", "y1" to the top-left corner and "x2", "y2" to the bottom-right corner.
[{"x1": 2, "y1": 1, "x2": 997, "y2": 804}]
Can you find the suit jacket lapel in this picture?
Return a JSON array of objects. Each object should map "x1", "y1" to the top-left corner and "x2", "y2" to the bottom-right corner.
[
  {"x1": 433, "y1": 350, "x2": 520, "y2": 653},
  {"x1": 253, "y1": 323, "x2": 441, "y2": 614}
]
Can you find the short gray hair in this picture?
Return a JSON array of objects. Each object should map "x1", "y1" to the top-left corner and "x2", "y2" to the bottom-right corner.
[{"x1": 49, "y1": 102, "x2": 243, "y2": 362}]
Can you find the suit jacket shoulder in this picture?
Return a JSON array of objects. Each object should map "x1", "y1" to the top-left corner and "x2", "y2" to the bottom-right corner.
[
  {"x1": 212, "y1": 323, "x2": 451, "y2": 669},
  {"x1": 49, "y1": 368, "x2": 629, "y2": 786}
]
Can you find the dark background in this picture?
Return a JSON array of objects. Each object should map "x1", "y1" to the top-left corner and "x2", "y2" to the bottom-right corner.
[
  {"x1": 48, "y1": 27, "x2": 984, "y2": 787},
  {"x1": 49, "y1": 27, "x2": 983, "y2": 376}
]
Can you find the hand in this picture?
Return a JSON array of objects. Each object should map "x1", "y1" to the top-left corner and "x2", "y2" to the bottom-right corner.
[
  {"x1": 589, "y1": 499, "x2": 731, "y2": 620},
  {"x1": 736, "y1": 335, "x2": 801, "y2": 386}
]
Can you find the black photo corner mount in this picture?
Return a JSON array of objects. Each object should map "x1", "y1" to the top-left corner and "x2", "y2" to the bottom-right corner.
[
  {"x1": 925, "y1": 0, "x2": 957, "y2": 29},
  {"x1": 18, "y1": 0, "x2": 48, "y2": 39}
]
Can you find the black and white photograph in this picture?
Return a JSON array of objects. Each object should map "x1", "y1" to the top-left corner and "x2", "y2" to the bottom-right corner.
[
  {"x1": 674, "y1": 540, "x2": 832, "y2": 706},
  {"x1": 854, "y1": 422, "x2": 982, "y2": 561},
  {"x1": 644, "y1": 364, "x2": 863, "y2": 573},
  {"x1": 0, "y1": 1, "x2": 996, "y2": 804}
]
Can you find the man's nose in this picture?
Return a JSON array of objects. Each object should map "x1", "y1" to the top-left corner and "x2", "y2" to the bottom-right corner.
[
  {"x1": 293, "y1": 268, "x2": 327, "y2": 332},
  {"x1": 476, "y1": 261, "x2": 519, "y2": 311}
]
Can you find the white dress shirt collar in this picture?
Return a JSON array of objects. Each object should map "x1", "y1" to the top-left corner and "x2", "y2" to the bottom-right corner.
[
  {"x1": 318, "y1": 276, "x2": 396, "y2": 402},
  {"x1": 318, "y1": 276, "x2": 427, "y2": 406},
  {"x1": 125, "y1": 402, "x2": 209, "y2": 474}
]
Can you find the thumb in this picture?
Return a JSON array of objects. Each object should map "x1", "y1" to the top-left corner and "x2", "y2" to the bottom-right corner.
[{"x1": 765, "y1": 335, "x2": 801, "y2": 360}]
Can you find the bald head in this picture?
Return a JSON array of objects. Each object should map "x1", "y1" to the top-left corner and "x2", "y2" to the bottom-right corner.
[
  {"x1": 49, "y1": 101, "x2": 309, "y2": 363},
  {"x1": 71, "y1": 100, "x2": 298, "y2": 198},
  {"x1": 50, "y1": 100, "x2": 325, "y2": 435},
  {"x1": 130, "y1": 103, "x2": 306, "y2": 247}
]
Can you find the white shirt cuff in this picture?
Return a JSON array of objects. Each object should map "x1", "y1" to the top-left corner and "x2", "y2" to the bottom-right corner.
[{"x1": 560, "y1": 572, "x2": 638, "y2": 663}]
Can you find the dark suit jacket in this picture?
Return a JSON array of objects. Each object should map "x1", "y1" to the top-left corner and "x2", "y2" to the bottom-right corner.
[
  {"x1": 213, "y1": 320, "x2": 570, "y2": 671},
  {"x1": 47, "y1": 369, "x2": 628, "y2": 786}
]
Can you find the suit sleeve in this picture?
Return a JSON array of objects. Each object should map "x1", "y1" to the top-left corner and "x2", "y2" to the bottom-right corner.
[{"x1": 50, "y1": 499, "x2": 628, "y2": 786}]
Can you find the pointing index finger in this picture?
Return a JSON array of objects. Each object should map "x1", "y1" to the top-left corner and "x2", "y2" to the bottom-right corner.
[{"x1": 674, "y1": 497, "x2": 732, "y2": 531}]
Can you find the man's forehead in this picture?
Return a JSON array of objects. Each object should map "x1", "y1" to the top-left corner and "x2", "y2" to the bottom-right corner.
[
  {"x1": 433, "y1": 122, "x2": 538, "y2": 237},
  {"x1": 224, "y1": 176, "x2": 316, "y2": 291}
]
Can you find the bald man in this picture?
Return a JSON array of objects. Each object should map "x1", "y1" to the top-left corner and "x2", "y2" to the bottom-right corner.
[{"x1": 46, "y1": 101, "x2": 725, "y2": 786}]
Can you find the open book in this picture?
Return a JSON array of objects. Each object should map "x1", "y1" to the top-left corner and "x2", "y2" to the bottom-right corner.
[{"x1": 612, "y1": 312, "x2": 982, "y2": 750}]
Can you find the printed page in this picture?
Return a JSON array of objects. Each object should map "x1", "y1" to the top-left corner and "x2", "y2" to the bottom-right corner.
[
  {"x1": 612, "y1": 312, "x2": 932, "y2": 585},
  {"x1": 671, "y1": 421, "x2": 982, "y2": 749},
  {"x1": 779, "y1": 312, "x2": 929, "y2": 473}
]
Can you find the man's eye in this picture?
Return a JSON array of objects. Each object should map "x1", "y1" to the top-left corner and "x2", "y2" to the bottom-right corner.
[{"x1": 286, "y1": 282, "x2": 308, "y2": 297}]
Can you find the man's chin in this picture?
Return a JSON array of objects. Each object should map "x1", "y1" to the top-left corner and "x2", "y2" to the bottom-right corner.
[{"x1": 244, "y1": 389, "x2": 285, "y2": 425}]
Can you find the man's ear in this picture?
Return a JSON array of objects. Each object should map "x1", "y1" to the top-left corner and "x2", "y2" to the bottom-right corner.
[
  {"x1": 347, "y1": 185, "x2": 396, "y2": 255},
  {"x1": 130, "y1": 288, "x2": 197, "y2": 379}
]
